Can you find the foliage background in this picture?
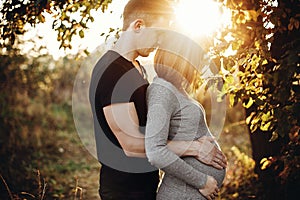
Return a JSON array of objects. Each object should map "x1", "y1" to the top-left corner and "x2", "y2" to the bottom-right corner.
[{"x1": 0, "y1": 0, "x2": 299, "y2": 199}]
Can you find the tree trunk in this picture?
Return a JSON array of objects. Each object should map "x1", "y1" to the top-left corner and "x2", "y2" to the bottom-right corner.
[{"x1": 246, "y1": 106, "x2": 289, "y2": 200}]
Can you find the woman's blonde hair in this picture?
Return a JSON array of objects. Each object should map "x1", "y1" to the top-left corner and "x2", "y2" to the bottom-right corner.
[{"x1": 154, "y1": 32, "x2": 205, "y2": 93}]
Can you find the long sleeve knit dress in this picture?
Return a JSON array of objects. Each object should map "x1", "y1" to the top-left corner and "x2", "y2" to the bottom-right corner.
[{"x1": 145, "y1": 77, "x2": 225, "y2": 200}]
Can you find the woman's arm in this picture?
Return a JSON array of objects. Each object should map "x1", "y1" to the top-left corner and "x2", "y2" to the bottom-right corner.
[{"x1": 145, "y1": 84, "x2": 210, "y2": 189}]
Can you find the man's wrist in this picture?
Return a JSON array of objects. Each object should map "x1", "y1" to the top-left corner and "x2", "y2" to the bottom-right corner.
[{"x1": 184, "y1": 140, "x2": 199, "y2": 157}]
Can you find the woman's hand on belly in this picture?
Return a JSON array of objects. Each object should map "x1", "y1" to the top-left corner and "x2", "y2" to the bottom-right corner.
[{"x1": 199, "y1": 175, "x2": 219, "y2": 200}]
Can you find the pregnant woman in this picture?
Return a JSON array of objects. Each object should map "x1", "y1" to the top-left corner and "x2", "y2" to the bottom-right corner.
[{"x1": 145, "y1": 33, "x2": 226, "y2": 200}]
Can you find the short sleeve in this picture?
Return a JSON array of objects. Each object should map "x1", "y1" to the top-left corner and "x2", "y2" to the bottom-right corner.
[{"x1": 95, "y1": 61, "x2": 147, "y2": 108}]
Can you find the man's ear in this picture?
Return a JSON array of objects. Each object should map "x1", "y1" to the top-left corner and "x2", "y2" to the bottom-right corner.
[{"x1": 129, "y1": 19, "x2": 145, "y2": 32}]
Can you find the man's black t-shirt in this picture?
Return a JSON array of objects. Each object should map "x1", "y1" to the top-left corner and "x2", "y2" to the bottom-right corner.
[{"x1": 89, "y1": 50, "x2": 159, "y2": 196}]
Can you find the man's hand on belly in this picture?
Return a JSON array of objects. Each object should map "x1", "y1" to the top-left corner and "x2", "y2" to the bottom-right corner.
[{"x1": 195, "y1": 136, "x2": 227, "y2": 169}]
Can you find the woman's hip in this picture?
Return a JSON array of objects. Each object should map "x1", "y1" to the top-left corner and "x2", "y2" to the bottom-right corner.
[{"x1": 157, "y1": 175, "x2": 205, "y2": 200}]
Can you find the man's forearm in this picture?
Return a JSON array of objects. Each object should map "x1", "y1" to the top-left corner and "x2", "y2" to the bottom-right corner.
[
  {"x1": 167, "y1": 140, "x2": 198, "y2": 157},
  {"x1": 123, "y1": 134, "x2": 197, "y2": 158},
  {"x1": 103, "y1": 103, "x2": 201, "y2": 159},
  {"x1": 122, "y1": 133, "x2": 146, "y2": 157},
  {"x1": 116, "y1": 132, "x2": 227, "y2": 170}
]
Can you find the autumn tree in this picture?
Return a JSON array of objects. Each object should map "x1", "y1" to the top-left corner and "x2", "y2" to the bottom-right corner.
[
  {"x1": 214, "y1": 0, "x2": 299, "y2": 199},
  {"x1": 0, "y1": 0, "x2": 112, "y2": 48},
  {"x1": 0, "y1": 0, "x2": 113, "y2": 146},
  {"x1": 1, "y1": 0, "x2": 299, "y2": 199}
]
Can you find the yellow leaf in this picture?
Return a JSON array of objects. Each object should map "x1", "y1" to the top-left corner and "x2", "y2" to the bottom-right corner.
[
  {"x1": 237, "y1": 13, "x2": 246, "y2": 24},
  {"x1": 229, "y1": 94, "x2": 238, "y2": 107},
  {"x1": 250, "y1": 123, "x2": 258, "y2": 132},
  {"x1": 260, "y1": 121, "x2": 271, "y2": 131},
  {"x1": 262, "y1": 59, "x2": 268, "y2": 65},
  {"x1": 232, "y1": 192, "x2": 239, "y2": 198},
  {"x1": 260, "y1": 158, "x2": 271, "y2": 170},
  {"x1": 260, "y1": 157, "x2": 268, "y2": 165},
  {"x1": 261, "y1": 111, "x2": 271, "y2": 121},
  {"x1": 246, "y1": 112, "x2": 255, "y2": 124},
  {"x1": 38, "y1": 14, "x2": 45, "y2": 23},
  {"x1": 243, "y1": 97, "x2": 254, "y2": 108}
]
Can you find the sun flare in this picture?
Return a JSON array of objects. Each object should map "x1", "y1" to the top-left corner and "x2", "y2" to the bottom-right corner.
[{"x1": 174, "y1": 0, "x2": 231, "y2": 37}]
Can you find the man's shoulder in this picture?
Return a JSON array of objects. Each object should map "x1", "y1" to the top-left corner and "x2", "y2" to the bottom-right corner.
[
  {"x1": 90, "y1": 51, "x2": 124, "y2": 81},
  {"x1": 95, "y1": 50, "x2": 120, "y2": 69},
  {"x1": 94, "y1": 50, "x2": 133, "y2": 75}
]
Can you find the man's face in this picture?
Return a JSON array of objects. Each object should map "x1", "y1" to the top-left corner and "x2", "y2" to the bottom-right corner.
[{"x1": 136, "y1": 17, "x2": 172, "y2": 57}]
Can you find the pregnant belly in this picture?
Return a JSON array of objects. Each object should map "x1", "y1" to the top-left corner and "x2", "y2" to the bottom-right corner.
[{"x1": 183, "y1": 157, "x2": 226, "y2": 187}]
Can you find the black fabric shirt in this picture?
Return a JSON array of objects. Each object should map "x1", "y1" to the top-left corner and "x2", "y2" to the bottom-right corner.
[{"x1": 89, "y1": 50, "x2": 159, "y2": 195}]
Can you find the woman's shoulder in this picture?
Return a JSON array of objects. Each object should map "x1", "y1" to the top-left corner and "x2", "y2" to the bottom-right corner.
[
  {"x1": 149, "y1": 77, "x2": 178, "y2": 94},
  {"x1": 147, "y1": 77, "x2": 179, "y2": 103},
  {"x1": 147, "y1": 78, "x2": 181, "y2": 113}
]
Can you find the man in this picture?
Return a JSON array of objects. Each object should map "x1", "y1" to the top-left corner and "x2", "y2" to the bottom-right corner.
[{"x1": 89, "y1": 0, "x2": 227, "y2": 199}]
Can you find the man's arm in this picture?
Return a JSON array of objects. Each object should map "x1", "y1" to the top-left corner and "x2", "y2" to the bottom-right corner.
[
  {"x1": 103, "y1": 102, "x2": 197, "y2": 157},
  {"x1": 103, "y1": 102, "x2": 145, "y2": 157},
  {"x1": 103, "y1": 102, "x2": 227, "y2": 169},
  {"x1": 167, "y1": 137, "x2": 227, "y2": 169}
]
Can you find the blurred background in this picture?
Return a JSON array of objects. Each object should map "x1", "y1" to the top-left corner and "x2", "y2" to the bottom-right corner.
[{"x1": 0, "y1": 0, "x2": 299, "y2": 199}]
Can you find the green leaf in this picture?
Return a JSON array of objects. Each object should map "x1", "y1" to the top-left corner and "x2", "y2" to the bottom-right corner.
[{"x1": 79, "y1": 30, "x2": 84, "y2": 38}]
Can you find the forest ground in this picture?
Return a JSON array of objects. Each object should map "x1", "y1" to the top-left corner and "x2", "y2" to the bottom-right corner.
[
  {"x1": 1, "y1": 104, "x2": 251, "y2": 200},
  {"x1": 48, "y1": 105, "x2": 251, "y2": 199}
]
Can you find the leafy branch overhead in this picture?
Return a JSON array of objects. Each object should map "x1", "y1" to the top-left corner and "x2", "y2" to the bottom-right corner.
[
  {"x1": 0, "y1": 0, "x2": 112, "y2": 48},
  {"x1": 214, "y1": 0, "x2": 300, "y2": 140},
  {"x1": 1, "y1": 0, "x2": 299, "y2": 141}
]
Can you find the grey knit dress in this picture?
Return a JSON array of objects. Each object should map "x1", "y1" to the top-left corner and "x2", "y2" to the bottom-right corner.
[{"x1": 145, "y1": 77, "x2": 225, "y2": 200}]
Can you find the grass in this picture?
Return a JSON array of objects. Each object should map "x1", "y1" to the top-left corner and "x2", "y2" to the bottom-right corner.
[
  {"x1": 0, "y1": 101, "x2": 257, "y2": 200},
  {"x1": 0, "y1": 128, "x2": 100, "y2": 200}
]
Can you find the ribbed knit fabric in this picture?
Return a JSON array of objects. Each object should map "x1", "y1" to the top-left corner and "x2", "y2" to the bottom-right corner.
[{"x1": 145, "y1": 77, "x2": 225, "y2": 200}]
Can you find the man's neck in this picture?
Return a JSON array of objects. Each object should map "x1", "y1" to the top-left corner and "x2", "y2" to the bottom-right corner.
[{"x1": 111, "y1": 31, "x2": 138, "y2": 63}]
